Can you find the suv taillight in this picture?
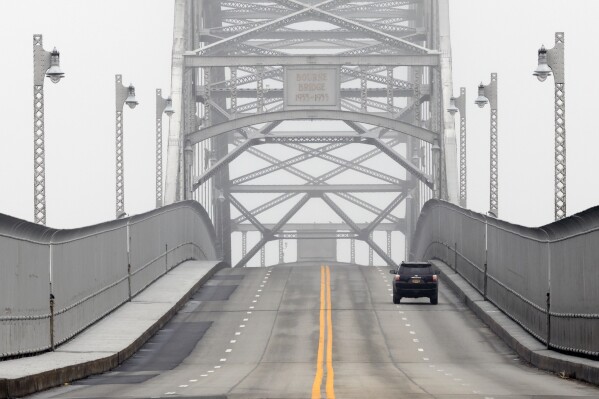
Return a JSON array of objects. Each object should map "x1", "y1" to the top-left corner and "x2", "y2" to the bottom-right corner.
[
  {"x1": 394, "y1": 274, "x2": 401, "y2": 281},
  {"x1": 432, "y1": 275, "x2": 438, "y2": 282}
]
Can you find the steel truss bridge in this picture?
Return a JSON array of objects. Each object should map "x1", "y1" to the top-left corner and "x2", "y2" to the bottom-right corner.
[{"x1": 163, "y1": 0, "x2": 457, "y2": 268}]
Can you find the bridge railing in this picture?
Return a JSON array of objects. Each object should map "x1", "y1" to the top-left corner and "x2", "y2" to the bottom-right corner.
[
  {"x1": 0, "y1": 201, "x2": 218, "y2": 359},
  {"x1": 411, "y1": 199, "x2": 599, "y2": 357}
]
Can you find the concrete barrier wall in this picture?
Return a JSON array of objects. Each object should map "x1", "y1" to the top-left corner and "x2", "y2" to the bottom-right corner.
[
  {"x1": 0, "y1": 201, "x2": 218, "y2": 359},
  {"x1": 411, "y1": 199, "x2": 599, "y2": 357}
]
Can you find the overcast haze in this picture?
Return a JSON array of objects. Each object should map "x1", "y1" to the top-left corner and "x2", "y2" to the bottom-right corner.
[{"x1": 1, "y1": 0, "x2": 598, "y2": 235}]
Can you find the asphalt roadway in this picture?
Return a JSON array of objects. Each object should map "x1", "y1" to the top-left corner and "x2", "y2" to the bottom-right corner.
[{"x1": 31, "y1": 264, "x2": 599, "y2": 399}]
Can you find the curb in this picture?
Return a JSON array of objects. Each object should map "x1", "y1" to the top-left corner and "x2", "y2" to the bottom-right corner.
[
  {"x1": 0, "y1": 261, "x2": 227, "y2": 398},
  {"x1": 432, "y1": 259, "x2": 599, "y2": 386}
]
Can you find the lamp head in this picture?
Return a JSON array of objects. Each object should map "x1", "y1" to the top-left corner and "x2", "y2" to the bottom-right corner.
[
  {"x1": 46, "y1": 47, "x2": 65, "y2": 84},
  {"x1": 164, "y1": 96, "x2": 175, "y2": 117},
  {"x1": 125, "y1": 84, "x2": 138, "y2": 109},
  {"x1": 533, "y1": 45, "x2": 552, "y2": 82},
  {"x1": 217, "y1": 191, "x2": 226, "y2": 202},
  {"x1": 447, "y1": 96, "x2": 459, "y2": 115},
  {"x1": 474, "y1": 83, "x2": 488, "y2": 108}
]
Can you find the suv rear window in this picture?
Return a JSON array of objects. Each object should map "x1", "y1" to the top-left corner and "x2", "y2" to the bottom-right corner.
[{"x1": 398, "y1": 264, "x2": 434, "y2": 276}]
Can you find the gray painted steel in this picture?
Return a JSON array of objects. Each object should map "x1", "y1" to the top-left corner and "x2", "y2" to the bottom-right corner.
[
  {"x1": 411, "y1": 199, "x2": 599, "y2": 356},
  {"x1": 0, "y1": 201, "x2": 219, "y2": 359}
]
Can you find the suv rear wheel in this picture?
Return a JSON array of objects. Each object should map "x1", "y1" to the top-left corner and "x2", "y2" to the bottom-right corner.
[
  {"x1": 393, "y1": 295, "x2": 401, "y2": 304},
  {"x1": 430, "y1": 295, "x2": 438, "y2": 305}
]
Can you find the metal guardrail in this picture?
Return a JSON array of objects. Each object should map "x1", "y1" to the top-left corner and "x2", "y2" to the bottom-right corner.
[
  {"x1": 0, "y1": 201, "x2": 219, "y2": 360},
  {"x1": 411, "y1": 199, "x2": 599, "y2": 357}
]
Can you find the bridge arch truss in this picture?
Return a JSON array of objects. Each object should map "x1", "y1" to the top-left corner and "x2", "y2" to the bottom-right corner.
[{"x1": 164, "y1": 0, "x2": 458, "y2": 267}]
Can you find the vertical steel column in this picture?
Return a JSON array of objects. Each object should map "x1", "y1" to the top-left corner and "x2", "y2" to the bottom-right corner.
[
  {"x1": 360, "y1": 66, "x2": 367, "y2": 112},
  {"x1": 257, "y1": 66, "x2": 264, "y2": 114},
  {"x1": 350, "y1": 238, "x2": 355, "y2": 264},
  {"x1": 156, "y1": 90, "x2": 165, "y2": 208},
  {"x1": 204, "y1": 68, "x2": 212, "y2": 125},
  {"x1": 33, "y1": 35, "x2": 64, "y2": 225},
  {"x1": 230, "y1": 66, "x2": 238, "y2": 117},
  {"x1": 368, "y1": 232, "x2": 374, "y2": 266},
  {"x1": 155, "y1": 90, "x2": 174, "y2": 207},
  {"x1": 33, "y1": 36, "x2": 49, "y2": 225},
  {"x1": 458, "y1": 88, "x2": 467, "y2": 208},
  {"x1": 260, "y1": 235, "x2": 266, "y2": 267},
  {"x1": 386, "y1": 66, "x2": 394, "y2": 116},
  {"x1": 279, "y1": 238, "x2": 284, "y2": 264},
  {"x1": 476, "y1": 74, "x2": 498, "y2": 216},
  {"x1": 448, "y1": 88, "x2": 467, "y2": 207},
  {"x1": 534, "y1": 33, "x2": 566, "y2": 220},
  {"x1": 242, "y1": 231, "x2": 247, "y2": 258},
  {"x1": 114, "y1": 75, "x2": 133, "y2": 218},
  {"x1": 386, "y1": 230, "x2": 392, "y2": 259}
]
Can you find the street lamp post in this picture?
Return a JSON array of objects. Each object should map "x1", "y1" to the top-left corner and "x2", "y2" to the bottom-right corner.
[
  {"x1": 33, "y1": 34, "x2": 65, "y2": 225},
  {"x1": 475, "y1": 73, "x2": 499, "y2": 217},
  {"x1": 115, "y1": 75, "x2": 138, "y2": 218},
  {"x1": 533, "y1": 32, "x2": 566, "y2": 220},
  {"x1": 447, "y1": 87, "x2": 467, "y2": 208},
  {"x1": 155, "y1": 89, "x2": 174, "y2": 208}
]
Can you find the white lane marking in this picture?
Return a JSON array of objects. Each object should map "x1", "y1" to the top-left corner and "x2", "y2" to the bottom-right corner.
[
  {"x1": 200, "y1": 374, "x2": 208, "y2": 377},
  {"x1": 454, "y1": 378, "x2": 462, "y2": 381},
  {"x1": 260, "y1": 285, "x2": 264, "y2": 288},
  {"x1": 240, "y1": 324, "x2": 246, "y2": 327},
  {"x1": 243, "y1": 318, "x2": 249, "y2": 321},
  {"x1": 445, "y1": 373, "x2": 452, "y2": 376},
  {"x1": 165, "y1": 392, "x2": 176, "y2": 395},
  {"x1": 401, "y1": 317, "x2": 407, "y2": 321},
  {"x1": 423, "y1": 357, "x2": 429, "y2": 361},
  {"x1": 252, "y1": 300, "x2": 257, "y2": 303},
  {"x1": 398, "y1": 311, "x2": 404, "y2": 314},
  {"x1": 249, "y1": 306, "x2": 255, "y2": 309},
  {"x1": 387, "y1": 289, "x2": 392, "y2": 291},
  {"x1": 418, "y1": 348, "x2": 424, "y2": 352},
  {"x1": 247, "y1": 311, "x2": 252, "y2": 314},
  {"x1": 220, "y1": 358, "x2": 227, "y2": 362},
  {"x1": 413, "y1": 339, "x2": 420, "y2": 343},
  {"x1": 255, "y1": 294, "x2": 260, "y2": 297},
  {"x1": 262, "y1": 281, "x2": 267, "y2": 283},
  {"x1": 409, "y1": 331, "x2": 416, "y2": 335},
  {"x1": 265, "y1": 277, "x2": 269, "y2": 279},
  {"x1": 235, "y1": 332, "x2": 241, "y2": 335},
  {"x1": 214, "y1": 366, "x2": 221, "y2": 369},
  {"x1": 225, "y1": 348, "x2": 232, "y2": 353},
  {"x1": 189, "y1": 379, "x2": 198, "y2": 382},
  {"x1": 405, "y1": 324, "x2": 411, "y2": 327},
  {"x1": 258, "y1": 289, "x2": 262, "y2": 292},
  {"x1": 208, "y1": 370, "x2": 214, "y2": 373},
  {"x1": 230, "y1": 340, "x2": 237, "y2": 343},
  {"x1": 179, "y1": 384, "x2": 188, "y2": 388}
]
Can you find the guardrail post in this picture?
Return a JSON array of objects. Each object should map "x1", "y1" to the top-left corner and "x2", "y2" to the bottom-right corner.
[
  {"x1": 49, "y1": 293, "x2": 55, "y2": 350},
  {"x1": 546, "y1": 292, "x2": 551, "y2": 349},
  {"x1": 127, "y1": 220, "x2": 132, "y2": 300},
  {"x1": 453, "y1": 242, "x2": 457, "y2": 271},
  {"x1": 483, "y1": 262, "x2": 488, "y2": 301}
]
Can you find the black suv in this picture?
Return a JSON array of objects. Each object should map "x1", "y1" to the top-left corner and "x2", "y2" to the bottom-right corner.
[{"x1": 389, "y1": 262, "x2": 438, "y2": 304}]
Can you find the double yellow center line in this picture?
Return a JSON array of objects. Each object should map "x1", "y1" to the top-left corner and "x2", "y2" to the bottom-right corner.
[{"x1": 312, "y1": 265, "x2": 335, "y2": 399}]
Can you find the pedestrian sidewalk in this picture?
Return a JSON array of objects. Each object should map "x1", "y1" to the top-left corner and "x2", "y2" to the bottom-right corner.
[
  {"x1": 431, "y1": 259, "x2": 599, "y2": 386},
  {"x1": 0, "y1": 260, "x2": 226, "y2": 398}
]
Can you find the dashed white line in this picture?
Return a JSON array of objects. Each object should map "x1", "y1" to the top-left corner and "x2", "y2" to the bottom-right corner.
[
  {"x1": 413, "y1": 339, "x2": 420, "y2": 343},
  {"x1": 189, "y1": 379, "x2": 198, "y2": 382},
  {"x1": 418, "y1": 348, "x2": 424, "y2": 352},
  {"x1": 179, "y1": 384, "x2": 188, "y2": 388},
  {"x1": 220, "y1": 358, "x2": 227, "y2": 362},
  {"x1": 208, "y1": 370, "x2": 214, "y2": 373},
  {"x1": 200, "y1": 374, "x2": 208, "y2": 377},
  {"x1": 235, "y1": 332, "x2": 241, "y2": 335},
  {"x1": 214, "y1": 365, "x2": 221, "y2": 369},
  {"x1": 225, "y1": 349, "x2": 232, "y2": 353},
  {"x1": 401, "y1": 317, "x2": 407, "y2": 321},
  {"x1": 240, "y1": 324, "x2": 246, "y2": 328},
  {"x1": 249, "y1": 306, "x2": 255, "y2": 309},
  {"x1": 230, "y1": 340, "x2": 237, "y2": 343},
  {"x1": 165, "y1": 392, "x2": 176, "y2": 395}
]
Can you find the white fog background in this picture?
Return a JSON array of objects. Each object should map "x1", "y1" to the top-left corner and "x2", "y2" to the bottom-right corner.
[{"x1": 1, "y1": 0, "x2": 598, "y2": 264}]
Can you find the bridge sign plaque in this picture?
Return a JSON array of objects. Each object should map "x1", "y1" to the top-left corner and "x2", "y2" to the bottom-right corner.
[{"x1": 284, "y1": 66, "x2": 340, "y2": 110}]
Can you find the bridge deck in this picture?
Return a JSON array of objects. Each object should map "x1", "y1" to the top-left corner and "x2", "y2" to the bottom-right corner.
[{"x1": 35, "y1": 264, "x2": 599, "y2": 398}]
